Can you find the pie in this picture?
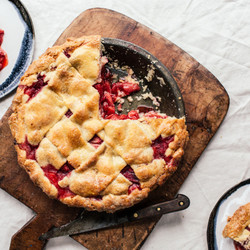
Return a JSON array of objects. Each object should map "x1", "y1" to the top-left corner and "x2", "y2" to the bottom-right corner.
[
  {"x1": 9, "y1": 35, "x2": 189, "y2": 212},
  {"x1": 223, "y1": 203, "x2": 250, "y2": 250}
]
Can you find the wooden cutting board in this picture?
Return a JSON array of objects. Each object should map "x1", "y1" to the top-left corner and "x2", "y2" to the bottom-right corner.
[{"x1": 0, "y1": 8, "x2": 229, "y2": 250}]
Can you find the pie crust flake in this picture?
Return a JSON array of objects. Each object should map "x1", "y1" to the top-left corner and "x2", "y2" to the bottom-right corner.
[
  {"x1": 9, "y1": 35, "x2": 189, "y2": 212},
  {"x1": 223, "y1": 203, "x2": 250, "y2": 250}
]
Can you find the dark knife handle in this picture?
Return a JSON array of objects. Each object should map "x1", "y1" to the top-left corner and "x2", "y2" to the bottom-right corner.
[{"x1": 127, "y1": 194, "x2": 190, "y2": 221}]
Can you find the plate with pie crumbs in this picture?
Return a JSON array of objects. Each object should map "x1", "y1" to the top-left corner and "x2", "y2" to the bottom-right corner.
[
  {"x1": 207, "y1": 179, "x2": 250, "y2": 250},
  {"x1": 0, "y1": 0, "x2": 34, "y2": 98}
]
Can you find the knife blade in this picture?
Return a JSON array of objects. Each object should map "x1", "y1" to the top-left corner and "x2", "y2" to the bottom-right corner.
[{"x1": 39, "y1": 194, "x2": 189, "y2": 240}]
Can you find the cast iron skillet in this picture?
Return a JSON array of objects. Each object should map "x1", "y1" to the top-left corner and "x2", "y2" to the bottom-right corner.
[{"x1": 101, "y1": 38, "x2": 185, "y2": 118}]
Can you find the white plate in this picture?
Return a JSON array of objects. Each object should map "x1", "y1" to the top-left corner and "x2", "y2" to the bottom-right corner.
[
  {"x1": 207, "y1": 179, "x2": 250, "y2": 250},
  {"x1": 0, "y1": 0, "x2": 34, "y2": 98}
]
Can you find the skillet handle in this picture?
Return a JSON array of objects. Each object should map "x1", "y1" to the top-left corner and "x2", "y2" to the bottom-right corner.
[{"x1": 128, "y1": 194, "x2": 190, "y2": 221}]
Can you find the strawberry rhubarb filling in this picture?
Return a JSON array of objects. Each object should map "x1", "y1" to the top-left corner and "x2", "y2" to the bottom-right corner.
[
  {"x1": 0, "y1": 29, "x2": 8, "y2": 72},
  {"x1": 19, "y1": 137, "x2": 39, "y2": 160},
  {"x1": 88, "y1": 135, "x2": 103, "y2": 149},
  {"x1": 42, "y1": 163, "x2": 75, "y2": 199},
  {"x1": 19, "y1": 73, "x2": 48, "y2": 102},
  {"x1": 93, "y1": 66, "x2": 141, "y2": 119},
  {"x1": 121, "y1": 165, "x2": 141, "y2": 194},
  {"x1": 93, "y1": 61, "x2": 166, "y2": 120}
]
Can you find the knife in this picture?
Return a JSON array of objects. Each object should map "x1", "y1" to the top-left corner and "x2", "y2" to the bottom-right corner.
[{"x1": 39, "y1": 194, "x2": 189, "y2": 240}]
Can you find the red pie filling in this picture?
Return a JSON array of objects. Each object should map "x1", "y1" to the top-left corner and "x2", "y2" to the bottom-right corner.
[
  {"x1": 233, "y1": 226, "x2": 250, "y2": 250},
  {"x1": 18, "y1": 137, "x2": 39, "y2": 160},
  {"x1": 64, "y1": 51, "x2": 70, "y2": 58},
  {"x1": 234, "y1": 241, "x2": 246, "y2": 250},
  {"x1": 0, "y1": 29, "x2": 4, "y2": 45},
  {"x1": 63, "y1": 48, "x2": 71, "y2": 58},
  {"x1": 89, "y1": 195, "x2": 103, "y2": 201},
  {"x1": 143, "y1": 111, "x2": 167, "y2": 119},
  {"x1": 0, "y1": 47, "x2": 8, "y2": 71},
  {"x1": 121, "y1": 165, "x2": 141, "y2": 194},
  {"x1": 111, "y1": 81, "x2": 141, "y2": 102},
  {"x1": 0, "y1": 29, "x2": 8, "y2": 71},
  {"x1": 105, "y1": 110, "x2": 140, "y2": 120},
  {"x1": 152, "y1": 135, "x2": 174, "y2": 163},
  {"x1": 88, "y1": 135, "x2": 103, "y2": 149},
  {"x1": 42, "y1": 162, "x2": 75, "y2": 199},
  {"x1": 65, "y1": 109, "x2": 73, "y2": 118},
  {"x1": 94, "y1": 66, "x2": 141, "y2": 119},
  {"x1": 94, "y1": 65, "x2": 168, "y2": 121},
  {"x1": 18, "y1": 139, "x2": 75, "y2": 199},
  {"x1": 20, "y1": 73, "x2": 48, "y2": 101}
]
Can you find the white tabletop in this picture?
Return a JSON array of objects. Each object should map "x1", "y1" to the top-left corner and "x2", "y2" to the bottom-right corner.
[{"x1": 1, "y1": 0, "x2": 250, "y2": 249}]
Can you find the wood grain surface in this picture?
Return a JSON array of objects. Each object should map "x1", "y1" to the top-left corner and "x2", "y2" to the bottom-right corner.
[{"x1": 0, "y1": 8, "x2": 229, "y2": 250}]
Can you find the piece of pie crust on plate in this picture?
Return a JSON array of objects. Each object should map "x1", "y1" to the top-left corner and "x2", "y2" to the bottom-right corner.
[
  {"x1": 9, "y1": 35, "x2": 189, "y2": 213},
  {"x1": 223, "y1": 202, "x2": 250, "y2": 250}
]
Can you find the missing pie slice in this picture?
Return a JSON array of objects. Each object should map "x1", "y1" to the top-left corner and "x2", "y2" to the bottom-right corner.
[
  {"x1": 9, "y1": 35, "x2": 189, "y2": 212},
  {"x1": 223, "y1": 203, "x2": 250, "y2": 250}
]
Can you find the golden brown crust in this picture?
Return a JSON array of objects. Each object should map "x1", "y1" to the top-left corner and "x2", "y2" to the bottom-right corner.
[
  {"x1": 223, "y1": 203, "x2": 250, "y2": 239},
  {"x1": 9, "y1": 35, "x2": 189, "y2": 213}
]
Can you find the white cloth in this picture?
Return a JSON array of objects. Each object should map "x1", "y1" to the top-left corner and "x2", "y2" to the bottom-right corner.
[{"x1": 1, "y1": 0, "x2": 250, "y2": 249}]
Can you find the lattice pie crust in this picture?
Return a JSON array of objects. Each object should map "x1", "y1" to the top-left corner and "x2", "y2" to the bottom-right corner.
[{"x1": 9, "y1": 35, "x2": 189, "y2": 212}]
